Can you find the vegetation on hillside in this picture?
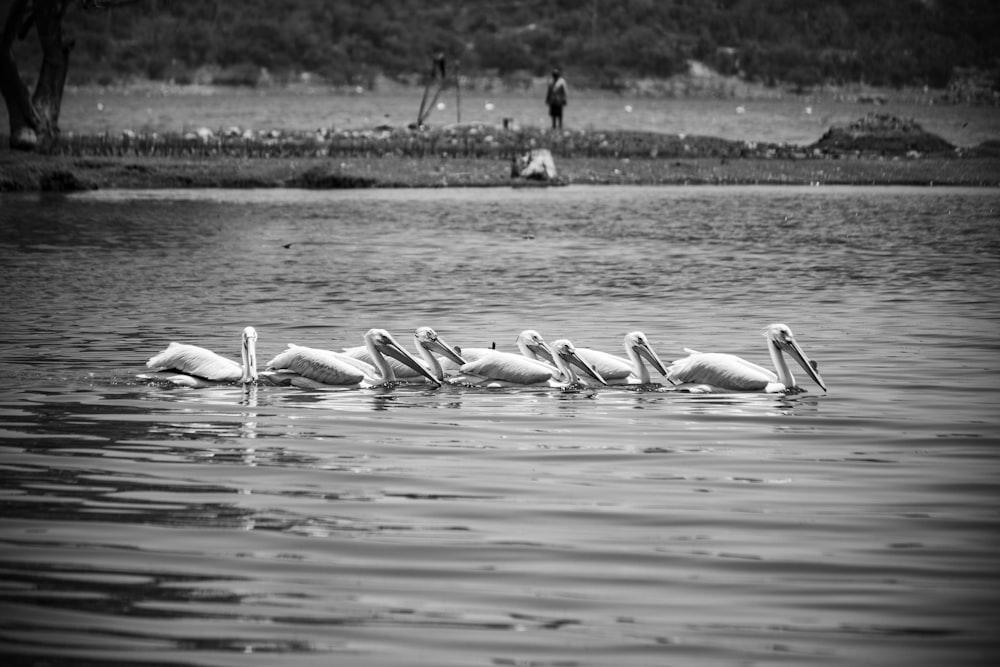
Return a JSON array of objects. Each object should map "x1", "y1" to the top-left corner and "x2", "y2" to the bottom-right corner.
[{"x1": 12, "y1": 0, "x2": 1000, "y2": 95}]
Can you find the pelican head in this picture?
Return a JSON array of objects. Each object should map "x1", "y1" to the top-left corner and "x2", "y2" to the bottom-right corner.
[
  {"x1": 414, "y1": 326, "x2": 466, "y2": 366},
  {"x1": 551, "y1": 339, "x2": 607, "y2": 385},
  {"x1": 625, "y1": 331, "x2": 668, "y2": 377},
  {"x1": 366, "y1": 328, "x2": 441, "y2": 386},
  {"x1": 241, "y1": 326, "x2": 258, "y2": 384},
  {"x1": 516, "y1": 329, "x2": 555, "y2": 363},
  {"x1": 763, "y1": 323, "x2": 827, "y2": 392}
]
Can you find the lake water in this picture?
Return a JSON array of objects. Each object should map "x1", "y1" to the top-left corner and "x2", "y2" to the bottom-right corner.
[{"x1": 1, "y1": 185, "x2": 999, "y2": 666}]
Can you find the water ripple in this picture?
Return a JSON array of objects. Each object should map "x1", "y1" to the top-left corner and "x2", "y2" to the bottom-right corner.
[{"x1": 2, "y1": 186, "x2": 998, "y2": 666}]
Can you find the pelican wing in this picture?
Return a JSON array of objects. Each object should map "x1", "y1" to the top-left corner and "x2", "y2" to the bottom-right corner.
[
  {"x1": 459, "y1": 351, "x2": 556, "y2": 384},
  {"x1": 330, "y1": 347, "x2": 378, "y2": 373},
  {"x1": 266, "y1": 344, "x2": 366, "y2": 386},
  {"x1": 667, "y1": 352, "x2": 778, "y2": 391},
  {"x1": 574, "y1": 348, "x2": 633, "y2": 381},
  {"x1": 146, "y1": 342, "x2": 243, "y2": 381}
]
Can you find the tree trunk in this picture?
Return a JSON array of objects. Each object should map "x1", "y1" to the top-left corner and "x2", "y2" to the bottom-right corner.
[
  {"x1": 0, "y1": 0, "x2": 42, "y2": 150},
  {"x1": 32, "y1": 0, "x2": 73, "y2": 151},
  {"x1": 1, "y1": 0, "x2": 73, "y2": 151},
  {"x1": 2, "y1": 0, "x2": 138, "y2": 152}
]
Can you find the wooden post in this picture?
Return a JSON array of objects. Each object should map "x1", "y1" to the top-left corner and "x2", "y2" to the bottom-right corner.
[
  {"x1": 417, "y1": 52, "x2": 447, "y2": 127},
  {"x1": 416, "y1": 59, "x2": 433, "y2": 127},
  {"x1": 455, "y1": 59, "x2": 461, "y2": 125}
]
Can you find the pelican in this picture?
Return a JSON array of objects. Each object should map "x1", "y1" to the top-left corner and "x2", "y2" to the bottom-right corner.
[
  {"x1": 142, "y1": 326, "x2": 258, "y2": 387},
  {"x1": 341, "y1": 326, "x2": 466, "y2": 382},
  {"x1": 265, "y1": 328, "x2": 440, "y2": 389},
  {"x1": 574, "y1": 331, "x2": 669, "y2": 385},
  {"x1": 666, "y1": 323, "x2": 827, "y2": 393},
  {"x1": 451, "y1": 336, "x2": 606, "y2": 388},
  {"x1": 438, "y1": 329, "x2": 553, "y2": 374}
]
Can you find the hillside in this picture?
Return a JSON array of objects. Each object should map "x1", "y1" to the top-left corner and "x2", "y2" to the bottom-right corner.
[{"x1": 8, "y1": 0, "x2": 1000, "y2": 98}]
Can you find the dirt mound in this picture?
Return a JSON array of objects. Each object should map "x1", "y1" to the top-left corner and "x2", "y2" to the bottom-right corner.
[{"x1": 812, "y1": 113, "x2": 954, "y2": 155}]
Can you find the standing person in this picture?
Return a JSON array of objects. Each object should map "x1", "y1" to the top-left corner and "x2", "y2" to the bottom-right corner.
[{"x1": 545, "y1": 68, "x2": 567, "y2": 130}]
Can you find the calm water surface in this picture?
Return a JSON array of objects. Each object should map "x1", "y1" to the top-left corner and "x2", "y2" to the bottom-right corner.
[{"x1": 1, "y1": 185, "x2": 999, "y2": 666}]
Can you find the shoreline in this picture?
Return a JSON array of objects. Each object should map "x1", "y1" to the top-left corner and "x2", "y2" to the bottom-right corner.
[
  {"x1": 2, "y1": 152, "x2": 999, "y2": 192},
  {"x1": 3, "y1": 119, "x2": 999, "y2": 191}
]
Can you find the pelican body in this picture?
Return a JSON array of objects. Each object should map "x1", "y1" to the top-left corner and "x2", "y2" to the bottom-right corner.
[
  {"x1": 342, "y1": 326, "x2": 466, "y2": 382},
  {"x1": 266, "y1": 328, "x2": 441, "y2": 388},
  {"x1": 142, "y1": 326, "x2": 258, "y2": 387},
  {"x1": 666, "y1": 323, "x2": 827, "y2": 393},
  {"x1": 438, "y1": 329, "x2": 551, "y2": 375},
  {"x1": 451, "y1": 334, "x2": 606, "y2": 388},
  {"x1": 575, "y1": 331, "x2": 669, "y2": 385},
  {"x1": 549, "y1": 339, "x2": 609, "y2": 388}
]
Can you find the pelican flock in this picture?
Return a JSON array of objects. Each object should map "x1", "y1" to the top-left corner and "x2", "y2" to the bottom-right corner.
[
  {"x1": 265, "y1": 328, "x2": 440, "y2": 388},
  {"x1": 449, "y1": 334, "x2": 607, "y2": 388},
  {"x1": 341, "y1": 326, "x2": 466, "y2": 383},
  {"x1": 574, "y1": 331, "x2": 669, "y2": 385},
  {"x1": 140, "y1": 323, "x2": 828, "y2": 395}
]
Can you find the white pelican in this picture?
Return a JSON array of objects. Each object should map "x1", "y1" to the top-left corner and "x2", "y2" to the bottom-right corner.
[
  {"x1": 574, "y1": 331, "x2": 669, "y2": 385},
  {"x1": 341, "y1": 326, "x2": 466, "y2": 382},
  {"x1": 142, "y1": 326, "x2": 258, "y2": 387},
  {"x1": 265, "y1": 328, "x2": 440, "y2": 389},
  {"x1": 666, "y1": 323, "x2": 827, "y2": 393},
  {"x1": 438, "y1": 329, "x2": 553, "y2": 374},
  {"x1": 451, "y1": 336, "x2": 606, "y2": 388}
]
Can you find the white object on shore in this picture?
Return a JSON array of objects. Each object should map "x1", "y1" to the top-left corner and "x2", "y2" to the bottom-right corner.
[{"x1": 511, "y1": 148, "x2": 557, "y2": 180}]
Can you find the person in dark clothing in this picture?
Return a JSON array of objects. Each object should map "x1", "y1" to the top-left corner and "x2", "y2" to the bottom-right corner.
[{"x1": 545, "y1": 68, "x2": 567, "y2": 130}]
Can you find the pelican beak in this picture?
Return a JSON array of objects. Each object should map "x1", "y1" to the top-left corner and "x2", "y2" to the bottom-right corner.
[
  {"x1": 381, "y1": 337, "x2": 441, "y2": 386},
  {"x1": 242, "y1": 327, "x2": 258, "y2": 384},
  {"x1": 424, "y1": 335, "x2": 466, "y2": 366},
  {"x1": 527, "y1": 340, "x2": 556, "y2": 364},
  {"x1": 779, "y1": 337, "x2": 827, "y2": 392},
  {"x1": 635, "y1": 339, "x2": 669, "y2": 377},
  {"x1": 562, "y1": 348, "x2": 607, "y2": 385}
]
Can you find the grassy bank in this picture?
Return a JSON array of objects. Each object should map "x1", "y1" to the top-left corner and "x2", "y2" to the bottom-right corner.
[
  {"x1": 3, "y1": 151, "x2": 999, "y2": 191},
  {"x1": 2, "y1": 122, "x2": 999, "y2": 191}
]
